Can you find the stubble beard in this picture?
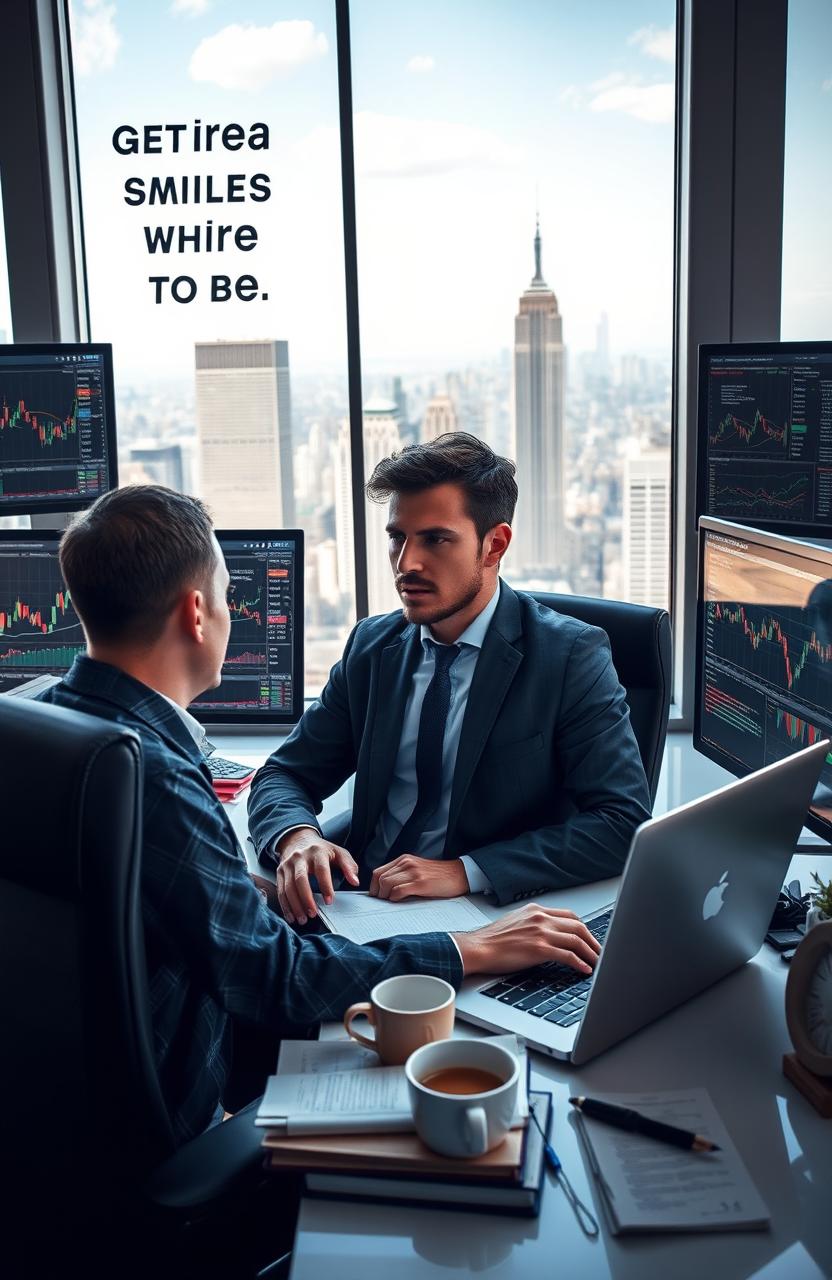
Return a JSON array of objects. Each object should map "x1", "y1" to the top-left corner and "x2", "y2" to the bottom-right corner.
[{"x1": 400, "y1": 566, "x2": 484, "y2": 628}]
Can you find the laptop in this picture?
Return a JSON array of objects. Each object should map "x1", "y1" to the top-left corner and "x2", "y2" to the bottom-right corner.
[{"x1": 455, "y1": 739, "x2": 829, "y2": 1065}]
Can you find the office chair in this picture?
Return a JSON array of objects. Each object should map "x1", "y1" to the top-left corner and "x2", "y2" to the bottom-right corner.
[
  {"x1": 0, "y1": 698, "x2": 293, "y2": 1278},
  {"x1": 530, "y1": 591, "x2": 671, "y2": 805}
]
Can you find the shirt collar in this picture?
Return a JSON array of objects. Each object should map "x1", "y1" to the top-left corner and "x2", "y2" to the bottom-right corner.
[
  {"x1": 160, "y1": 691, "x2": 209, "y2": 751},
  {"x1": 420, "y1": 579, "x2": 502, "y2": 653}
]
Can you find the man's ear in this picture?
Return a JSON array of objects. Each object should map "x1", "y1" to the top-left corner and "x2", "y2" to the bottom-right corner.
[
  {"x1": 484, "y1": 522, "x2": 512, "y2": 567},
  {"x1": 178, "y1": 588, "x2": 204, "y2": 644}
]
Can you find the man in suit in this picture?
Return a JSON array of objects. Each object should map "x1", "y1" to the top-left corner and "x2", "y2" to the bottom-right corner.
[
  {"x1": 249, "y1": 433, "x2": 651, "y2": 926},
  {"x1": 44, "y1": 484, "x2": 601, "y2": 1142}
]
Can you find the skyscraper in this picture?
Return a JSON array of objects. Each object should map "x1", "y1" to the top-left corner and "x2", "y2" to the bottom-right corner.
[
  {"x1": 422, "y1": 394, "x2": 459, "y2": 442},
  {"x1": 513, "y1": 220, "x2": 565, "y2": 574},
  {"x1": 194, "y1": 340, "x2": 295, "y2": 527},
  {"x1": 622, "y1": 451, "x2": 670, "y2": 609},
  {"x1": 332, "y1": 397, "x2": 403, "y2": 618}
]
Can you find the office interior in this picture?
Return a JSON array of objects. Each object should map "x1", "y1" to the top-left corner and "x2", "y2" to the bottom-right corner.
[{"x1": 1, "y1": 1, "x2": 831, "y2": 1278}]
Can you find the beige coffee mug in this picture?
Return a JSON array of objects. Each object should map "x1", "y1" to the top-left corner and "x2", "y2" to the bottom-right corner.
[{"x1": 343, "y1": 974, "x2": 455, "y2": 1066}]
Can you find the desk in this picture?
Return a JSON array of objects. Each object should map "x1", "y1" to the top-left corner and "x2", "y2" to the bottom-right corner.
[{"x1": 210, "y1": 733, "x2": 831, "y2": 1279}]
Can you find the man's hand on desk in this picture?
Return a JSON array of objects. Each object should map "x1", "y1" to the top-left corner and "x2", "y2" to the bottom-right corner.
[
  {"x1": 275, "y1": 827, "x2": 360, "y2": 925},
  {"x1": 452, "y1": 905, "x2": 602, "y2": 977},
  {"x1": 369, "y1": 854, "x2": 469, "y2": 902}
]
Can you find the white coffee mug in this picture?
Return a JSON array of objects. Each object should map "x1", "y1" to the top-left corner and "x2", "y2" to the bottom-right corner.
[{"x1": 405, "y1": 1038, "x2": 519, "y2": 1159}]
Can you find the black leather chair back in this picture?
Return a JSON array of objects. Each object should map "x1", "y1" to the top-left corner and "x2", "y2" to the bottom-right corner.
[
  {"x1": 0, "y1": 698, "x2": 176, "y2": 1202},
  {"x1": 530, "y1": 592, "x2": 671, "y2": 804}
]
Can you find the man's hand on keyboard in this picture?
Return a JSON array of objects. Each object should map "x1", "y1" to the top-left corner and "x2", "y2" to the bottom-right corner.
[{"x1": 451, "y1": 905, "x2": 602, "y2": 977}]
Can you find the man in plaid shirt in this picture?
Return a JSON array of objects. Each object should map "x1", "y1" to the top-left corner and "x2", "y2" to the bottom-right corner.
[{"x1": 45, "y1": 486, "x2": 601, "y2": 1143}]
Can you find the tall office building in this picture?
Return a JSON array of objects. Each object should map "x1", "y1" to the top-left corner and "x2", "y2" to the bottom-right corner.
[
  {"x1": 129, "y1": 442, "x2": 184, "y2": 492},
  {"x1": 333, "y1": 397, "x2": 403, "y2": 617},
  {"x1": 194, "y1": 340, "x2": 295, "y2": 527},
  {"x1": 622, "y1": 451, "x2": 670, "y2": 609},
  {"x1": 363, "y1": 396, "x2": 402, "y2": 616},
  {"x1": 513, "y1": 219, "x2": 565, "y2": 574},
  {"x1": 422, "y1": 394, "x2": 459, "y2": 442}
]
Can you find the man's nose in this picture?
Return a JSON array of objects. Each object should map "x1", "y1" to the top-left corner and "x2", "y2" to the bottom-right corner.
[{"x1": 396, "y1": 539, "x2": 424, "y2": 575}]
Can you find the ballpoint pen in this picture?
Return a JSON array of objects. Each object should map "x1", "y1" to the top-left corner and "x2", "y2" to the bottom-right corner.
[{"x1": 569, "y1": 1096, "x2": 720, "y2": 1153}]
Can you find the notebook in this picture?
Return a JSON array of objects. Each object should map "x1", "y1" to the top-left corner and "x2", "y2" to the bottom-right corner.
[
  {"x1": 574, "y1": 1088, "x2": 770, "y2": 1234},
  {"x1": 302, "y1": 1092, "x2": 552, "y2": 1218}
]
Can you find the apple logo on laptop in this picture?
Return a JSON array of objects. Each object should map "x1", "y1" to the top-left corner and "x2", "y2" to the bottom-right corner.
[{"x1": 703, "y1": 871, "x2": 729, "y2": 921}]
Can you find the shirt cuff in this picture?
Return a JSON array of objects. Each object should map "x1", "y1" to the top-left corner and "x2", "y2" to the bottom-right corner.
[
  {"x1": 447, "y1": 933, "x2": 465, "y2": 968},
  {"x1": 460, "y1": 855, "x2": 493, "y2": 895}
]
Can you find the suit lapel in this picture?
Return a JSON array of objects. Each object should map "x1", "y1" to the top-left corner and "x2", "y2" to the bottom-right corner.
[
  {"x1": 445, "y1": 586, "x2": 524, "y2": 849},
  {"x1": 361, "y1": 624, "x2": 422, "y2": 844}
]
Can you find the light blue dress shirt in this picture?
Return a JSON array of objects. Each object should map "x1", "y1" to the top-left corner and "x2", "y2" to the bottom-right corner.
[{"x1": 364, "y1": 581, "x2": 502, "y2": 893}]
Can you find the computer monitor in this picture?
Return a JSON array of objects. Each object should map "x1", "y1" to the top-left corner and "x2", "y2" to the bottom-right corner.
[
  {"x1": 190, "y1": 531, "x2": 304, "y2": 725},
  {"x1": 695, "y1": 515, "x2": 832, "y2": 841},
  {"x1": 0, "y1": 529, "x2": 304, "y2": 725},
  {"x1": 0, "y1": 343, "x2": 118, "y2": 516},
  {"x1": 696, "y1": 341, "x2": 832, "y2": 536}
]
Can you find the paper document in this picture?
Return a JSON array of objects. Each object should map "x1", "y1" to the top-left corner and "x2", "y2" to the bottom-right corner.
[
  {"x1": 277, "y1": 1039, "x2": 379, "y2": 1076},
  {"x1": 315, "y1": 891, "x2": 491, "y2": 945},
  {"x1": 257, "y1": 1066, "x2": 413, "y2": 1133},
  {"x1": 575, "y1": 1088, "x2": 769, "y2": 1234},
  {"x1": 261, "y1": 1035, "x2": 530, "y2": 1134}
]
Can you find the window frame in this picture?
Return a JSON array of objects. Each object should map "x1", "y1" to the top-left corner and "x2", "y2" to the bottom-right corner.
[{"x1": 0, "y1": 0, "x2": 791, "y2": 714}]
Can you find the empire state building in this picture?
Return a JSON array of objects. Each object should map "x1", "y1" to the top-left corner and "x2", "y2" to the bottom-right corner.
[{"x1": 513, "y1": 221, "x2": 565, "y2": 573}]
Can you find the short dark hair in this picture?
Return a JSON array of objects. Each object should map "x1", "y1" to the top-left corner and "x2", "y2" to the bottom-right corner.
[
  {"x1": 59, "y1": 485, "x2": 218, "y2": 645},
  {"x1": 365, "y1": 432, "x2": 518, "y2": 540}
]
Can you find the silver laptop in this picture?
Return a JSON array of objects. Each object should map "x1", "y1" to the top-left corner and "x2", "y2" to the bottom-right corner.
[{"x1": 455, "y1": 739, "x2": 828, "y2": 1065}]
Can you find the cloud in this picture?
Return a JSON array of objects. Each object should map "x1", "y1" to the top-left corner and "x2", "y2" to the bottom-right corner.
[
  {"x1": 71, "y1": 0, "x2": 120, "y2": 76},
  {"x1": 294, "y1": 111, "x2": 520, "y2": 180},
  {"x1": 172, "y1": 0, "x2": 210, "y2": 14},
  {"x1": 822, "y1": 76, "x2": 832, "y2": 93},
  {"x1": 189, "y1": 20, "x2": 328, "y2": 90},
  {"x1": 559, "y1": 84, "x2": 583, "y2": 109},
  {"x1": 590, "y1": 71, "x2": 630, "y2": 93},
  {"x1": 589, "y1": 81, "x2": 674, "y2": 124},
  {"x1": 407, "y1": 55, "x2": 435, "y2": 74},
  {"x1": 628, "y1": 24, "x2": 676, "y2": 64},
  {"x1": 354, "y1": 111, "x2": 519, "y2": 178}
]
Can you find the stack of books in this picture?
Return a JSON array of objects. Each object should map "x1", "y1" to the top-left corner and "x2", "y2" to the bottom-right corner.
[{"x1": 256, "y1": 1037, "x2": 550, "y2": 1216}]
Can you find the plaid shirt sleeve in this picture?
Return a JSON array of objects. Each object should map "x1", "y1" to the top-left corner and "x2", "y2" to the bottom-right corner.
[{"x1": 142, "y1": 759, "x2": 464, "y2": 1029}]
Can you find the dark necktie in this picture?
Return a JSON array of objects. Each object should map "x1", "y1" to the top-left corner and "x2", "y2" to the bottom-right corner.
[{"x1": 388, "y1": 640, "x2": 462, "y2": 858}]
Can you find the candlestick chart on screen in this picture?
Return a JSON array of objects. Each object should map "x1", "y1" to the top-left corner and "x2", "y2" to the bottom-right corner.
[
  {"x1": 706, "y1": 599, "x2": 832, "y2": 712},
  {"x1": 0, "y1": 553, "x2": 84, "y2": 689}
]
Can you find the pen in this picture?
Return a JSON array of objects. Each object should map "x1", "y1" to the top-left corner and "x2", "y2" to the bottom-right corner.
[{"x1": 569, "y1": 1096, "x2": 720, "y2": 1153}]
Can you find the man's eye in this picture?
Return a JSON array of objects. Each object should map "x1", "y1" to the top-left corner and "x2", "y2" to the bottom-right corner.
[{"x1": 426, "y1": 534, "x2": 447, "y2": 545}]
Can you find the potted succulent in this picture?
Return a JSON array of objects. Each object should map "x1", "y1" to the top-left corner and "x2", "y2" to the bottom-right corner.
[{"x1": 806, "y1": 869, "x2": 832, "y2": 931}]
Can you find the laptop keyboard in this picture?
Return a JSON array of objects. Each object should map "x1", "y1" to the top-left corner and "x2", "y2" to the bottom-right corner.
[{"x1": 479, "y1": 909, "x2": 611, "y2": 1028}]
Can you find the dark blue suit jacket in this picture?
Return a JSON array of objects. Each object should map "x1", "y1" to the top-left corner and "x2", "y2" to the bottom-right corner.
[
  {"x1": 43, "y1": 657, "x2": 462, "y2": 1143},
  {"x1": 249, "y1": 584, "x2": 651, "y2": 905}
]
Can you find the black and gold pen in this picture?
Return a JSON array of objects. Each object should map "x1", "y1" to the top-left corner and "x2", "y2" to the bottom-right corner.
[{"x1": 569, "y1": 1096, "x2": 720, "y2": 1153}]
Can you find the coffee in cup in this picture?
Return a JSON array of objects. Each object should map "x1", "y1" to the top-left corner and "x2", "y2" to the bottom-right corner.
[
  {"x1": 406, "y1": 1038, "x2": 519, "y2": 1158},
  {"x1": 343, "y1": 974, "x2": 455, "y2": 1066}
]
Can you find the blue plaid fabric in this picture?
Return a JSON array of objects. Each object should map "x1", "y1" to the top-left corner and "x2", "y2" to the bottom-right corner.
[{"x1": 43, "y1": 657, "x2": 462, "y2": 1146}]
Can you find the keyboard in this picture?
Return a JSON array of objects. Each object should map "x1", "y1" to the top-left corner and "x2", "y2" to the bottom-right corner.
[
  {"x1": 479, "y1": 909, "x2": 612, "y2": 1028},
  {"x1": 206, "y1": 755, "x2": 255, "y2": 781}
]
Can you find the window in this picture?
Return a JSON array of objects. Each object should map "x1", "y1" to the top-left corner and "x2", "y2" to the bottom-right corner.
[
  {"x1": 68, "y1": 0, "x2": 354, "y2": 693},
  {"x1": 781, "y1": 0, "x2": 832, "y2": 340},
  {"x1": 349, "y1": 0, "x2": 676, "y2": 613},
  {"x1": 0, "y1": 176, "x2": 10, "y2": 347}
]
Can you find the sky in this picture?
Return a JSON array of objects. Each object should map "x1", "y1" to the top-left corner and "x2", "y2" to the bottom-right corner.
[
  {"x1": 0, "y1": 0, "x2": 819, "y2": 382},
  {"x1": 63, "y1": 0, "x2": 677, "y2": 383}
]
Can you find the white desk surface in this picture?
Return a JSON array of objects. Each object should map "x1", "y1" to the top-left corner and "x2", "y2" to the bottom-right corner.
[{"x1": 210, "y1": 732, "x2": 832, "y2": 1280}]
